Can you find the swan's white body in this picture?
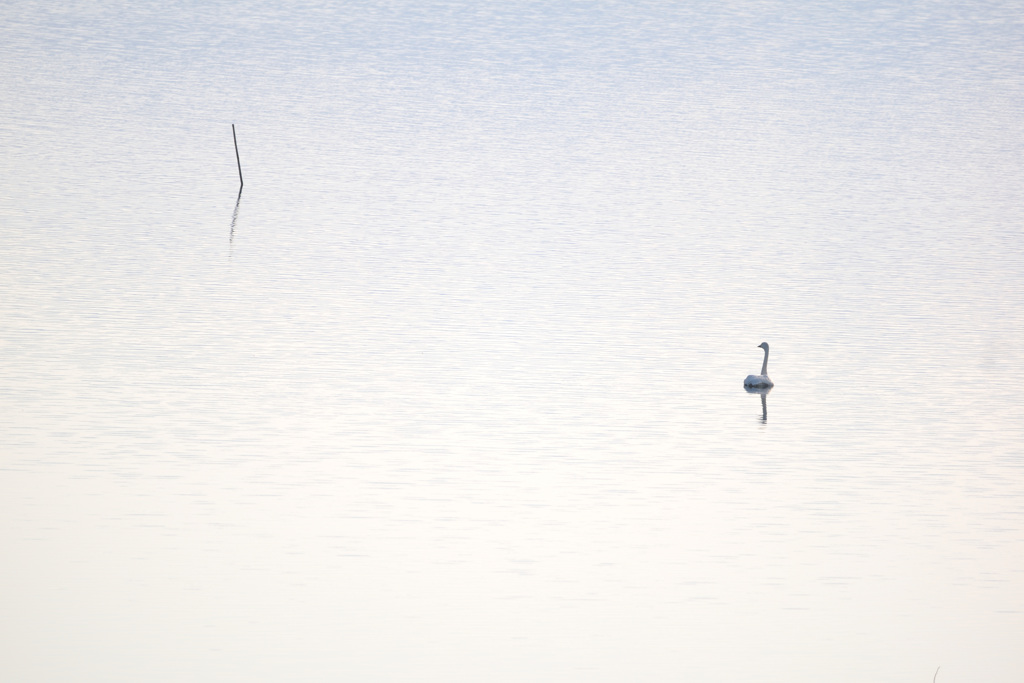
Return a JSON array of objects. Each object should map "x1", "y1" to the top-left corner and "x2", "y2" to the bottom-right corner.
[{"x1": 744, "y1": 342, "x2": 774, "y2": 388}]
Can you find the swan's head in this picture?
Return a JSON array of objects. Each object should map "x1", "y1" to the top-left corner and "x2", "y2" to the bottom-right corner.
[{"x1": 758, "y1": 342, "x2": 769, "y2": 351}]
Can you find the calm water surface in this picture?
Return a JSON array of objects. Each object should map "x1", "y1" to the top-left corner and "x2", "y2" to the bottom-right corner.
[{"x1": 2, "y1": 1, "x2": 1023, "y2": 681}]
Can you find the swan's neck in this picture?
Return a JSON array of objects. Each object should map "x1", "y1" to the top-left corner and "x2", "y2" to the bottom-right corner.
[{"x1": 760, "y1": 346, "x2": 769, "y2": 376}]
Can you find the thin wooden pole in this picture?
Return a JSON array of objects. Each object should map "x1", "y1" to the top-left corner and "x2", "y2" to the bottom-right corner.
[{"x1": 232, "y1": 124, "x2": 243, "y2": 189}]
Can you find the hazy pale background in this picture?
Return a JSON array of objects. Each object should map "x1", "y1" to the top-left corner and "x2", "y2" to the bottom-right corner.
[{"x1": 2, "y1": 1, "x2": 1023, "y2": 681}]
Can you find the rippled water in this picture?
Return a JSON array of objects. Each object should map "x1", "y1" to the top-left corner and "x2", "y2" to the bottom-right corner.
[{"x1": 2, "y1": 1, "x2": 1023, "y2": 681}]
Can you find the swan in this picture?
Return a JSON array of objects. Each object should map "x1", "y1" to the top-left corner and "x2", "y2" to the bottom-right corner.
[{"x1": 744, "y1": 342, "x2": 774, "y2": 388}]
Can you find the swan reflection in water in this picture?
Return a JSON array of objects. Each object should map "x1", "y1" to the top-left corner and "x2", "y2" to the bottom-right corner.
[{"x1": 745, "y1": 385, "x2": 771, "y2": 423}]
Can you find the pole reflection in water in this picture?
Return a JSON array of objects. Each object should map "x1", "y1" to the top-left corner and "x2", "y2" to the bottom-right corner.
[{"x1": 229, "y1": 188, "x2": 242, "y2": 248}]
